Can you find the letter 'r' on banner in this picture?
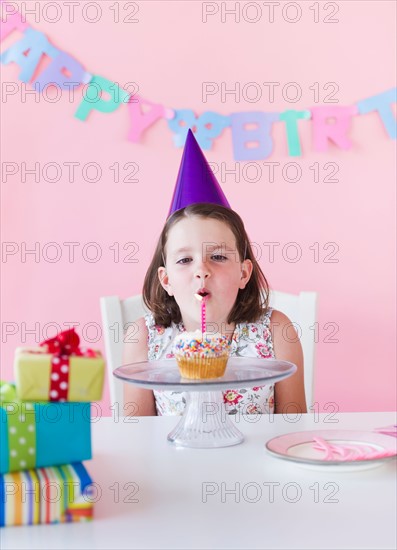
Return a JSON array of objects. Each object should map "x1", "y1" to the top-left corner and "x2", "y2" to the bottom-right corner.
[
  {"x1": 311, "y1": 106, "x2": 357, "y2": 152},
  {"x1": 231, "y1": 112, "x2": 279, "y2": 161},
  {"x1": 75, "y1": 75, "x2": 130, "y2": 120},
  {"x1": 0, "y1": 3, "x2": 29, "y2": 41},
  {"x1": 279, "y1": 110, "x2": 311, "y2": 156},
  {"x1": 356, "y1": 88, "x2": 397, "y2": 139},
  {"x1": 0, "y1": 28, "x2": 58, "y2": 83},
  {"x1": 33, "y1": 51, "x2": 88, "y2": 90}
]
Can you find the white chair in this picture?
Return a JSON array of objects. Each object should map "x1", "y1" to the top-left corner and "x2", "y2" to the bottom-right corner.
[
  {"x1": 268, "y1": 291, "x2": 317, "y2": 408},
  {"x1": 100, "y1": 295, "x2": 150, "y2": 414},
  {"x1": 100, "y1": 291, "x2": 317, "y2": 415}
]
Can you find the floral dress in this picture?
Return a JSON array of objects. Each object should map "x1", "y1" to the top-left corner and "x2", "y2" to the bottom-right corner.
[{"x1": 144, "y1": 309, "x2": 275, "y2": 416}]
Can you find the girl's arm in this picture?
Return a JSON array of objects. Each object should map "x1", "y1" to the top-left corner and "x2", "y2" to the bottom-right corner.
[
  {"x1": 270, "y1": 309, "x2": 307, "y2": 415},
  {"x1": 122, "y1": 316, "x2": 157, "y2": 416}
]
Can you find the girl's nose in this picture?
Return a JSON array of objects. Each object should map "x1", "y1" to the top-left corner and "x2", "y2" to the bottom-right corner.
[{"x1": 195, "y1": 262, "x2": 210, "y2": 280}]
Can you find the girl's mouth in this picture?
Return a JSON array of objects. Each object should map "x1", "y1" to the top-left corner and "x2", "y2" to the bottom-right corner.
[{"x1": 195, "y1": 289, "x2": 211, "y2": 300}]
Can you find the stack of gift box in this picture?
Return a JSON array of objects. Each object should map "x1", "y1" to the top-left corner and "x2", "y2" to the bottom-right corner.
[{"x1": 0, "y1": 329, "x2": 105, "y2": 527}]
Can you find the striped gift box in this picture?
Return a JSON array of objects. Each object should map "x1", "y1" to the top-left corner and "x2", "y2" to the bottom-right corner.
[{"x1": 0, "y1": 462, "x2": 94, "y2": 526}]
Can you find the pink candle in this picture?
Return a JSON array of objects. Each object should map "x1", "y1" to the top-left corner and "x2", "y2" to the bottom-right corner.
[
  {"x1": 194, "y1": 293, "x2": 207, "y2": 337},
  {"x1": 201, "y1": 297, "x2": 206, "y2": 335}
]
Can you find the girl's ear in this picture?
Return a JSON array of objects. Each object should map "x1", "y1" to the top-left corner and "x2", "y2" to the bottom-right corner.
[
  {"x1": 158, "y1": 266, "x2": 174, "y2": 296},
  {"x1": 239, "y1": 259, "x2": 253, "y2": 289}
]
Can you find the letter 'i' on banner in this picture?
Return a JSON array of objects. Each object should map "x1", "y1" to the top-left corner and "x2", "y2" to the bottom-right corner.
[
  {"x1": 0, "y1": 3, "x2": 29, "y2": 41},
  {"x1": 311, "y1": 106, "x2": 357, "y2": 152},
  {"x1": 279, "y1": 110, "x2": 311, "y2": 156},
  {"x1": 230, "y1": 112, "x2": 279, "y2": 161},
  {"x1": 33, "y1": 51, "x2": 91, "y2": 90},
  {"x1": 0, "y1": 28, "x2": 59, "y2": 83},
  {"x1": 167, "y1": 110, "x2": 230, "y2": 150},
  {"x1": 75, "y1": 76, "x2": 130, "y2": 120},
  {"x1": 356, "y1": 88, "x2": 397, "y2": 139}
]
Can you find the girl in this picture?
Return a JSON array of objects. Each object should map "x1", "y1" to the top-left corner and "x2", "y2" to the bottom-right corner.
[{"x1": 123, "y1": 202, "x2": 307, "y2": 416}]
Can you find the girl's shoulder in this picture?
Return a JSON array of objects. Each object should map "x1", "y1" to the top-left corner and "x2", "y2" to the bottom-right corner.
[
  {"x1": 125, "y1": 315, "x2": 149, "y2": 340},
  {"x1": 123, "y1": 316, "x2": 149, "y2": 363},
  {"x1": 267, "y1": 308, "x2": 304, "y2": 358},
  {"x1": 266, "y1": 308, "x2": 298, "y2": 341},
  {"x1": 268, "y1": 308, "x2": 294, "y2": 329}
]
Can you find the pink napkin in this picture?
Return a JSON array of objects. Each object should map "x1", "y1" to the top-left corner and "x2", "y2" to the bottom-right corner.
[
  {"x1": 374, "y1": 425, "x2": 397, "y2": 438},
  {"x1": 312, "y1": 437, "x2": 396, "y2": 461}
]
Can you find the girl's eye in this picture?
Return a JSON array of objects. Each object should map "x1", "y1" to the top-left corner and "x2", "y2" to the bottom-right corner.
[
  {"x1": 176, "y1": 257, "x2": 192, "y2": 264},
  {"x1": 211, "y1": 254, "x2": 227, "y2": 262}
]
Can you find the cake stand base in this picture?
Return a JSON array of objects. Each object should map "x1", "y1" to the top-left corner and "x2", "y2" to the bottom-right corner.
[{"x1": 167, "y1": 390, "x2": 244, "y2": 448}]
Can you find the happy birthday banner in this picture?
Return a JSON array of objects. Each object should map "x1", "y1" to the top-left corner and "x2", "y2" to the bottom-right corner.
[{"x1": 1, "y1": 3, "x2": 396, "y2": 160}]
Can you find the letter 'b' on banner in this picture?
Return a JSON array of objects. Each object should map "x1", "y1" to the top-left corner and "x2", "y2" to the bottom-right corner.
[{"x1": 231, "y1": 112, "x2": 279, "y2": 161}]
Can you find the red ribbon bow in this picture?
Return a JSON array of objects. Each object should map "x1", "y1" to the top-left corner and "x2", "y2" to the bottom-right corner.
[
  {"x1": 41, "y1": 328, "x2": 80, "y2": 355},
  {"x1": 39, "y1": 329, "x2": 96, "y2": 402}
]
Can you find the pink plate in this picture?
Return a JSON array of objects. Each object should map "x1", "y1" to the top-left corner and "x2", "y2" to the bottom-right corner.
[{"x1": 265, "y1": 430, "x2": 397, "y2": 471}]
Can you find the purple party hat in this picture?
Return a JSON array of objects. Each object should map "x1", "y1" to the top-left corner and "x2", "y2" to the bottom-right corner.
[{"x1": 168, "y1": 129, "x2": 231, "y2": 217}]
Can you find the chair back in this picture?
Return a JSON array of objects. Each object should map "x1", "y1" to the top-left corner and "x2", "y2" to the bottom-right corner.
[
  {"x1": 269, "y1": 290, "x2": 317, "y2": 408},
  {"x1": 100, "y1": 295, "x2": 149, "y2": 412},
  {"x1": 100, "y1": 290, "x2": 317, "y2": 413}
]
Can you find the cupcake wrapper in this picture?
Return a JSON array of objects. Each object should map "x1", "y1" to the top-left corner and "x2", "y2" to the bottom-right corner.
[{"x1": 176, "y1": 355, "x2": 229, "y2": 380}]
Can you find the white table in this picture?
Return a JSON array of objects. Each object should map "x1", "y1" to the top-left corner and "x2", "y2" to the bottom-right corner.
[{"x1": 2, "y1": 412, "x2": 397, "y2": 550}]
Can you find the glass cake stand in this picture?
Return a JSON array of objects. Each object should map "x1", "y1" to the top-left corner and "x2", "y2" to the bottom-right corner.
[{"x1": 113, "y1": 357, "x2": 297, "y2": 449}]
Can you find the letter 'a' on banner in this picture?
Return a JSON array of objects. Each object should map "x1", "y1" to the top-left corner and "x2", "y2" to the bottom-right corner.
[{"x1": 1, "y1": 28, "x2": 58, "y2": 83}]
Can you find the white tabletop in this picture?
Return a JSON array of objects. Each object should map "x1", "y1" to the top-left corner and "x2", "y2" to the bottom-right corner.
[{"x1": 3, "y1": 412, "x2": 397, "y2": 550}]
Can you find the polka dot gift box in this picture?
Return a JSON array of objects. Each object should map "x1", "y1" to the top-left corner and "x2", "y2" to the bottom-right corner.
[
  {"x1": 0, "y1": 382, "x2": 91, "y2": 474},
  {"x1": 14, "y1": 328, "x2": 104, "y2": 402}
]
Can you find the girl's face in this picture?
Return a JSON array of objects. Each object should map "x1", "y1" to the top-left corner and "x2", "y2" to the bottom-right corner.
[{"x1": 158, "y1": 216, "x2": 253, "y2": 333}]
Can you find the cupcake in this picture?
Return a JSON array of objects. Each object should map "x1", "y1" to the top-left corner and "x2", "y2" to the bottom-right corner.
[{"x1": 173, "y1": 330, "x2": 231, "y2": 379}]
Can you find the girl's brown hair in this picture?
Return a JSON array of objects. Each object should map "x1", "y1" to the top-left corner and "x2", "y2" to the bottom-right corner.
[{"x1": 142, "y1": 203, "x2": 270, "y2": 327}]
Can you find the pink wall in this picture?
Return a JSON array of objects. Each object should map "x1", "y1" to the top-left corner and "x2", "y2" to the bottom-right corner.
[{"x1": 1, "y1": 1, "x2": 396, "y2": 413}]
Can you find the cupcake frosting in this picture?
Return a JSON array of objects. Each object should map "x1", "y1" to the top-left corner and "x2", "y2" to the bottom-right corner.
[{"x1": 173, "y1": 330, "x2": 230, "y2": 358}]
